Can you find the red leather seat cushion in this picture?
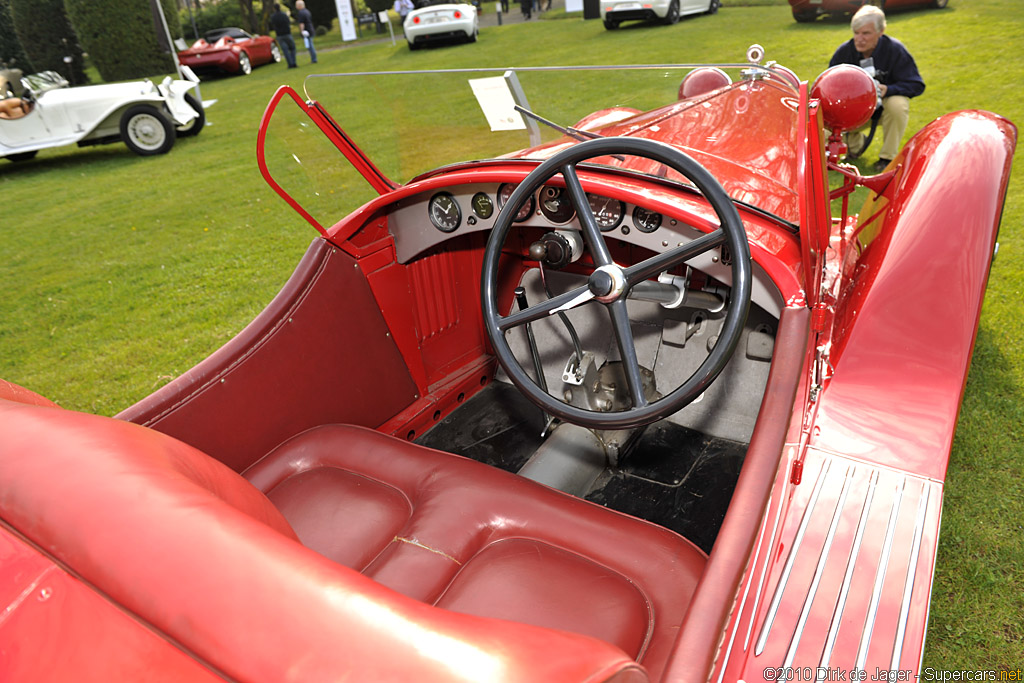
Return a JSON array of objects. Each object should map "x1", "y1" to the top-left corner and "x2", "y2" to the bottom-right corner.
[{"x1": 245, "y1": 424, "x2": 707, "y2": 679}]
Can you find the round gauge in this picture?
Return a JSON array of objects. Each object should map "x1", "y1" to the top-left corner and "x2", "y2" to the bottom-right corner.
[
  {"x1": 538, "y1": 186, "x2": 576, "y2": 224},
  {"x1": 632, "y1": 206, "x2": 663, "y2": 233},
  {"x1": 587, "y1": 194, "x2": 625, "y2": 232},
  {"x1": 428, "y1": 192, "x2": 461, "y2": 233},
  {"x1": 498, "y1": 183, "x2": 536, "y2": 223},
  {"x1": 471, "y1": 192, "x2": 494, "y2": 219}
]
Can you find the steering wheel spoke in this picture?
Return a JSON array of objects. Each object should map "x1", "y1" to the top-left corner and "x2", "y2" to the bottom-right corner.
[
  {"x1": 607, "y1": 300, "x2": 649, "y2": 409},
  {"x1": 561, "y1": 164, "x2": 614, "y2": 266},
  {"x1": 624, "y1": 229, "x2": 725, "y2": 286},
  {"x1": 498, "y1": 282, "x2": 595, "y2": 331}
]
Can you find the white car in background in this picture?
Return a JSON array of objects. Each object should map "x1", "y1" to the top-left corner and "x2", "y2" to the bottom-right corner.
[
  {"x1": 601, "y1": 0, "x2": 718, "y2": 29},
  {"x1": 0, "y1": 67, "x2": 208, "y2": 162},
  {"x1": 403, "y1": 2, "x2": 478, "y2": 50}
]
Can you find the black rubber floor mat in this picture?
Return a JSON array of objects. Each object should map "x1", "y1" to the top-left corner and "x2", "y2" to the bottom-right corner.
[
  {"x1": 585, "y1": 421, "x2": 746, "y2": 554},
  {"x1": 415, "y1": 382, "x2": 548, "y2": 474}
]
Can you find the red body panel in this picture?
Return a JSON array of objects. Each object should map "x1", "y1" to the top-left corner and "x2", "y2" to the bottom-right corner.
[
  {"x1": 814, "y1": 111, "x2": 1016, "y2": 480},
  {"x1": 508, "y1": 79, "x2": 804, "y2": 225}
]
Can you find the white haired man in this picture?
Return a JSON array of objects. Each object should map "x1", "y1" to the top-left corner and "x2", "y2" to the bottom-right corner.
[{"x1": 829, "y1": 5, "x2": 925, "y2": 172}]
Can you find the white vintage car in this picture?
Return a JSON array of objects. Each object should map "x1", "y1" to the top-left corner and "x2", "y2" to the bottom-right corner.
[{"x1": 0, "y1": 68, "x2": 208, "y2": 162}]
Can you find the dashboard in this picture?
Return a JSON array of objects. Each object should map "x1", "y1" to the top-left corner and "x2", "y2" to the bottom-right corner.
[{"x1": 386, "y1": 181, "x2": 785, "y2": 317}]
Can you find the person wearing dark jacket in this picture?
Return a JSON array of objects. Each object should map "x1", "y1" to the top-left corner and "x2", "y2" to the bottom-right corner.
[
  {"x1": 295, "y1": 0, "x2": 318, "y2": 64},
  {"x1": 829, "y1": 5, "x2": 925, "y2": 172},
  {"x1": 270, "y1": 4, "x2": 297, "y2": 68}
]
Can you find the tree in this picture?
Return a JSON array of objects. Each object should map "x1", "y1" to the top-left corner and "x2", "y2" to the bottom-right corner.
[
  {"x1": 64, "y1": 0, "x2": 183, "y2": 82},
  {"x1": 9, "y1": 0, "x2": 84, "y2": 83},
  {"x1": 236, "y1": 0, "x2": 277, "y2": 33},
  {"x1": 296, "y1": 0, "x2": 337, "y2": 31},
  {"x1": 0, "y1": 0, "x2": 34, "y2": 72},
  {"x1": 238, "y1": 0, "x2": 258, "y2": 31}
]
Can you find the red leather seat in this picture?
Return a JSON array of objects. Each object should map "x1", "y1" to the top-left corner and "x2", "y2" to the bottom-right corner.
[
  {"x1": 0, "y1": 387, "x2": 706, "y2": 681},
  {"x1": 245, "y1": 424, "x2": 706, "y2": 679}
]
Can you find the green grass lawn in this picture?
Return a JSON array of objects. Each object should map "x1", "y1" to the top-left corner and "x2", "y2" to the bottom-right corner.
[{"x1": 2, "y1": 0, "x2": 1022, "y2": 671}]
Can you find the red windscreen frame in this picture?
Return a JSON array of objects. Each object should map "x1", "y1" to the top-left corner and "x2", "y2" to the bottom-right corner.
[{"x1": 256, "y1": 85, "x2": 398, "y2": 237}]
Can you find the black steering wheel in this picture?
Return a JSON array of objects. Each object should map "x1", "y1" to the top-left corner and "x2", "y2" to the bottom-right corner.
[{"x1": 481, "y1": 137, "x2": 752, "y2": 430}]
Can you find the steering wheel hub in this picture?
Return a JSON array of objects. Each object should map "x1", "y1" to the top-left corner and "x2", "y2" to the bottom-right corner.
[{"x1": 589, "y1": 264, "x2": 626, "y2": 302}]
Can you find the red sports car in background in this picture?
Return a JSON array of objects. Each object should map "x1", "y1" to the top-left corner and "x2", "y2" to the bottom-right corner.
[
  {"x1": 789, "y1": 0, "x2": 947, "y2": 22},
  {"x1": 178, "y1": 27, "x2": 282, "y2": 77}
]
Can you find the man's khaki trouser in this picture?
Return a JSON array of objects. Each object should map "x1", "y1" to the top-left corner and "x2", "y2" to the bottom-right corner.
[{"x1": 846, "y1": 95, "x2": 911, "y2": 161}]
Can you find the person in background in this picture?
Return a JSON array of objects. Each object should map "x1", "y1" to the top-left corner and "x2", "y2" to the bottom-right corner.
[
  {"x1": 394, "y1": 0, "x2": 414, "y2": 22},
  {"x1": 829, "y1": 5, "x2": 925, "y2": 173},
  {"x1": 269, "y1": 4, "x2": 297, "y2": 69},
  {"x1": 295, "y1": 0, "x2": 318, "y2": 65}
]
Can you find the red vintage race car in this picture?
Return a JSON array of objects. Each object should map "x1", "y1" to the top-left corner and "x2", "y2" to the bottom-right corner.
[
  {"x1": 0, "y1": 50, "x2": 1016, "y2": 682},
  {"x1": 177, "y1": 27, "x2": 282, "y2": 77},
  {"x1": 789, "y1": 0, "x2": 948, "y2": 23}
]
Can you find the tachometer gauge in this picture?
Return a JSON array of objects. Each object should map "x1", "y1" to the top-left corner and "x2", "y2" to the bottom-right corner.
[
  {"x1": 632, "y1": 206, "x2": 662, "y2": 233},
  {"x1": 587, "y1": 194, "x2": 625, "y2": 232},
  {"x1": 428, "y1": 192, "x2": 461, "y2": 233},
  {"x1": 498, "y1": 183, "x2": 536, "y2": 223},
  {"x1": 538, "y1": 186, "x2": 576, "y2": 224},
  {"x1": 471, "y1": 192, "x2": 494, "y2": 219}
]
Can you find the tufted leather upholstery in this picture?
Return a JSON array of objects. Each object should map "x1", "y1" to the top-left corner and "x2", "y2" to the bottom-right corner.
[
  {"x1": 245, "y1": 424, "x2": 707, "y2": 680},
  {"x1": 0, "y1": 386, "x2": 706, "y2": 681}
]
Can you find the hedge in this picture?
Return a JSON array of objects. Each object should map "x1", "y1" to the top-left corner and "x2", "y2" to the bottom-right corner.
[
  {"x1": 9, "y1": 0, "x2": 84, "y2": 83},
  {"x1": 65, "y1": 0, "x2": 183, "y2": 82},
  {"x1": 0, "y1": 0, "x2": 33, "y2": 72}
]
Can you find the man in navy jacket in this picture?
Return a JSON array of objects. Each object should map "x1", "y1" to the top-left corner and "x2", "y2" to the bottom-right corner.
[{"x1": 830, "y1": 5, "x2": 925, "y2": 172}]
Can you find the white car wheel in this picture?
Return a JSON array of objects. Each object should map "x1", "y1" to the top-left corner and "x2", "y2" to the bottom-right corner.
[
  {"x1": 271, "y1": 43, "x2": 282, "y2": 63},
  {"x1": 120, "y1": 105, "x2": 175, "y2": 156},
  {"x1": 238, "y1": 51, "x2": 252, "y2": 75}
]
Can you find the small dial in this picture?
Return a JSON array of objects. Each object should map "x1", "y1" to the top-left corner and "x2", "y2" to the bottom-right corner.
[
  {"x1": 538, "y1": 186, "x2": 576, "y2": 224},
  {"x1": 428, "y1": 192, "x2": 461, "y2": 233},
  {"x1": 632, "y1": 206, "x2": 663, "y2": 233},
  {"x1": 498, "y1": 183, "x2": 536, "y2": 223},
  {"x1": 471, "y1": 192, "x2": 494, "y2": 219},
  {"x1": 587, "y1": 194, "x2": 625, "y2": 232}
]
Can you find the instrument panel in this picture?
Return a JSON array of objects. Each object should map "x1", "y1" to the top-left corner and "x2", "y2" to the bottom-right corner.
[
  {"x1": 387, "y1": 181, "x2": 785, "y2": 317},
  {"x1": 396, "y1": 182, "x2": 680, "y2": 261}
]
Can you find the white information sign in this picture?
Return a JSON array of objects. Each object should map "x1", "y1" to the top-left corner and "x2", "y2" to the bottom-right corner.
[
  {"x1": 566, "y1": 0, "x2": 584, "y2": 12},
  {"x1": 469, "y1": 77, "x2": 526, "y2": 132},
  {"x1": 335, "y1": 0, "x2": 358, "y2": 41}
]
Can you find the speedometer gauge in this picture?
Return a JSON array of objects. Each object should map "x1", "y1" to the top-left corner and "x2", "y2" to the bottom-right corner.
[
  {"x1": 498, "y1": 183, "x2": 536, "y2": 223},
  {"x1": 587, "y1": 194, "x2": 625, "y2": 232},
  {"x1": 428, "y1": 192, "x2": 461, "y2": 233}
]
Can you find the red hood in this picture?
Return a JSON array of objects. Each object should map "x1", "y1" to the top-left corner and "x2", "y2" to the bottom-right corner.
[{"x1": 506, "y1": 79, "x2": 801, "y2": 225}]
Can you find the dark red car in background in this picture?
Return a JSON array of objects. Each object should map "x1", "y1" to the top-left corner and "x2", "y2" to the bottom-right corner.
[
  {"x1": 177, "y1": 27, "x2": 282, "y2": 77},
  {"x1": 789, "y1": 0, "x2": 947, "y2": 22}
]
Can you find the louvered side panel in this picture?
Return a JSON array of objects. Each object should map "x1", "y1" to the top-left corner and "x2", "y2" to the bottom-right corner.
[
  {"x1": 715, "y1": 448, "x2": 943, "y2": 682},
  {"x1": 408, "y1": 250, "x2": 460, "y2": 340}
]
